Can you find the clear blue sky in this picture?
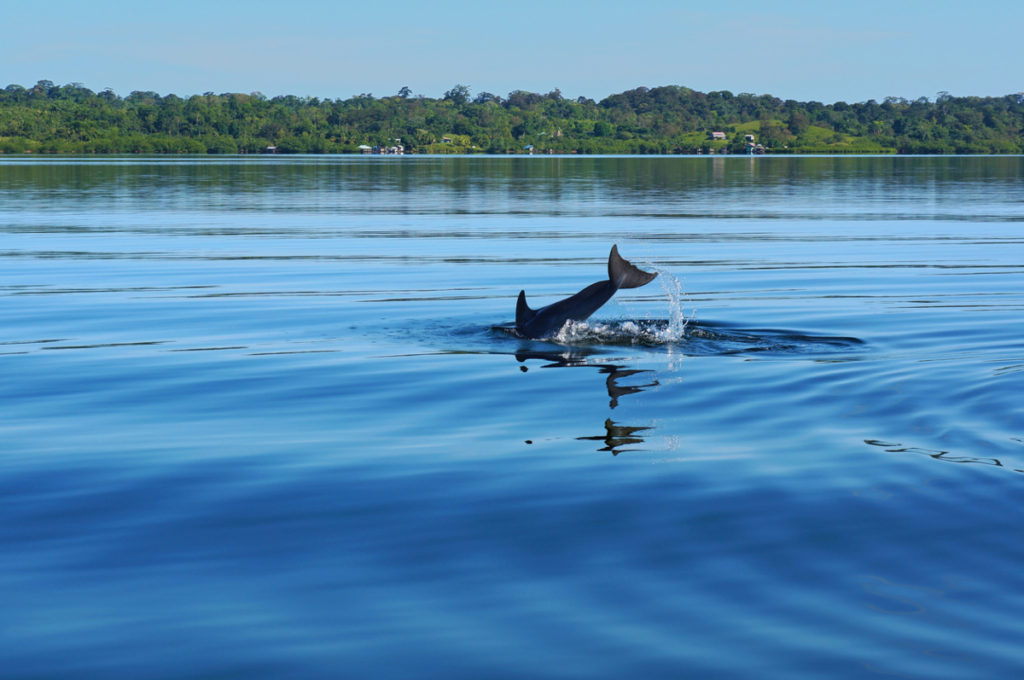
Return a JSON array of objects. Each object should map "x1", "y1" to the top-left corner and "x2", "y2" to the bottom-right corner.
[{"x1": 3, "y1": 0, "x2": 1021, "y2": 103}]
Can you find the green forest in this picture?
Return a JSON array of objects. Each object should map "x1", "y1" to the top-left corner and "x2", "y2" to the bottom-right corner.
[{"x1": 2, "y1": 80, "x2": 1023, "y2": 155}]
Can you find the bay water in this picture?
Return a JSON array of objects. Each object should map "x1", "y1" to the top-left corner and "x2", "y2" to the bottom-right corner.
[{"x1": 2, "y1": 155, "x2": 1023, "y2": 678}]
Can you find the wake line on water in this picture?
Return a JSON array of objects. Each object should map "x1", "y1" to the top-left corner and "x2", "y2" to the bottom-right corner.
[{"x1": 512, "y1": 319, "x2": 865, "y2": 356}]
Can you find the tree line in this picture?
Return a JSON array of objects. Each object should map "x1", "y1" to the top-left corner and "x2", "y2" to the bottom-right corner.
[{"x1": 2, "y1": 80, "x2": 1022, "y2": 155}]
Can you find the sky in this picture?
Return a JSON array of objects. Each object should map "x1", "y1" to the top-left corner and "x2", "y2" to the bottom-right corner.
[{"x1": 2, "y1": 0, "x2": 1022, "y2": 104}]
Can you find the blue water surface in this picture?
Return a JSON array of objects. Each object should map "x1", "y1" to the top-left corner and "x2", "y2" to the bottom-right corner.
[{"x1": 2, "y1": 155, "x2": 1023, "y2": 679}]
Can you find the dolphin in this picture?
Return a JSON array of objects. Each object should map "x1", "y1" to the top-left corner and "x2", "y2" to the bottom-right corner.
[{"x1": 514, "y1": 245, "x2": 658, "y2": 339}]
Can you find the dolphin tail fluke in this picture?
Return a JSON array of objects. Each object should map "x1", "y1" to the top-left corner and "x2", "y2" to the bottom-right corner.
[
  {"x1": 516, "y1": 290, "x2": 535, "y2": 328},
  {"x1": 608, "y1": 244, "x2": 658, "y2": 289}
]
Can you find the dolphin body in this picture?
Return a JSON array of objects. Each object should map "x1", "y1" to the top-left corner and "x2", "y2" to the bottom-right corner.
[{"x1": 514, "y1": 245, "x2": 658, "y2": 339}]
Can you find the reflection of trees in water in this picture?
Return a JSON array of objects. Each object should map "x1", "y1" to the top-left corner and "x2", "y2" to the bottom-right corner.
[{"x1": 515, "y1": 348, "x2": 658, "y2": 456}]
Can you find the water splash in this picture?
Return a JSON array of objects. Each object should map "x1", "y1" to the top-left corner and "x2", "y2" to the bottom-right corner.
[
  {"x1": 551, "y1": 268, "x2": 691, "y2": 346},
  {"x1": 655, "y1": 268, "x2": 692, "y2": 342}
]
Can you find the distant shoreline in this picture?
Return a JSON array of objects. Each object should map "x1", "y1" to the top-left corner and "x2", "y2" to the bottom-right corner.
[{"x1": 3, "y1": 81, "x2": 1022, "y2": 155}]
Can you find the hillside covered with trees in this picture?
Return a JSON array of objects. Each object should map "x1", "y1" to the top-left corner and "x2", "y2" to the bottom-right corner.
[{"x1": 2, "y1": 80, "x2": 1022, "y2": 155}]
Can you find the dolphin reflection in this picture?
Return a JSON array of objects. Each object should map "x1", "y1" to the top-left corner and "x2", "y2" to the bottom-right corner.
[
  {"x1": 577, "y1": 419, "x2": 653, "y2": 456},
  {"x1": 515, "y1": 348, "x2": 658, "y2": 455},
  {"x1": 514, "y1": 348, "x2": 659, "y2": 409}
]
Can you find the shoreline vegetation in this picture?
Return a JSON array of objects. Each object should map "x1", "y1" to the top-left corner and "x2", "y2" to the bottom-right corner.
[{"x1": 1, "y1": 80, "x2": 1023, "y2": 155}]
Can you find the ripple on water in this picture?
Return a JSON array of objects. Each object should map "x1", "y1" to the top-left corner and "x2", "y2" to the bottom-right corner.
[{"x1": 3, "y1": 156, "x2": 1024, "y2": 680}]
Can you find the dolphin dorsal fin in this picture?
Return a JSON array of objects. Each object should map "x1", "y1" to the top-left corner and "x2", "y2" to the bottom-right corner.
[
  {"x1": 515, "y1": 290, "x2": 535, "y2": 328},
  {"x1": 608, "y1": 244, "x2": 658, "y2": 289}
]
